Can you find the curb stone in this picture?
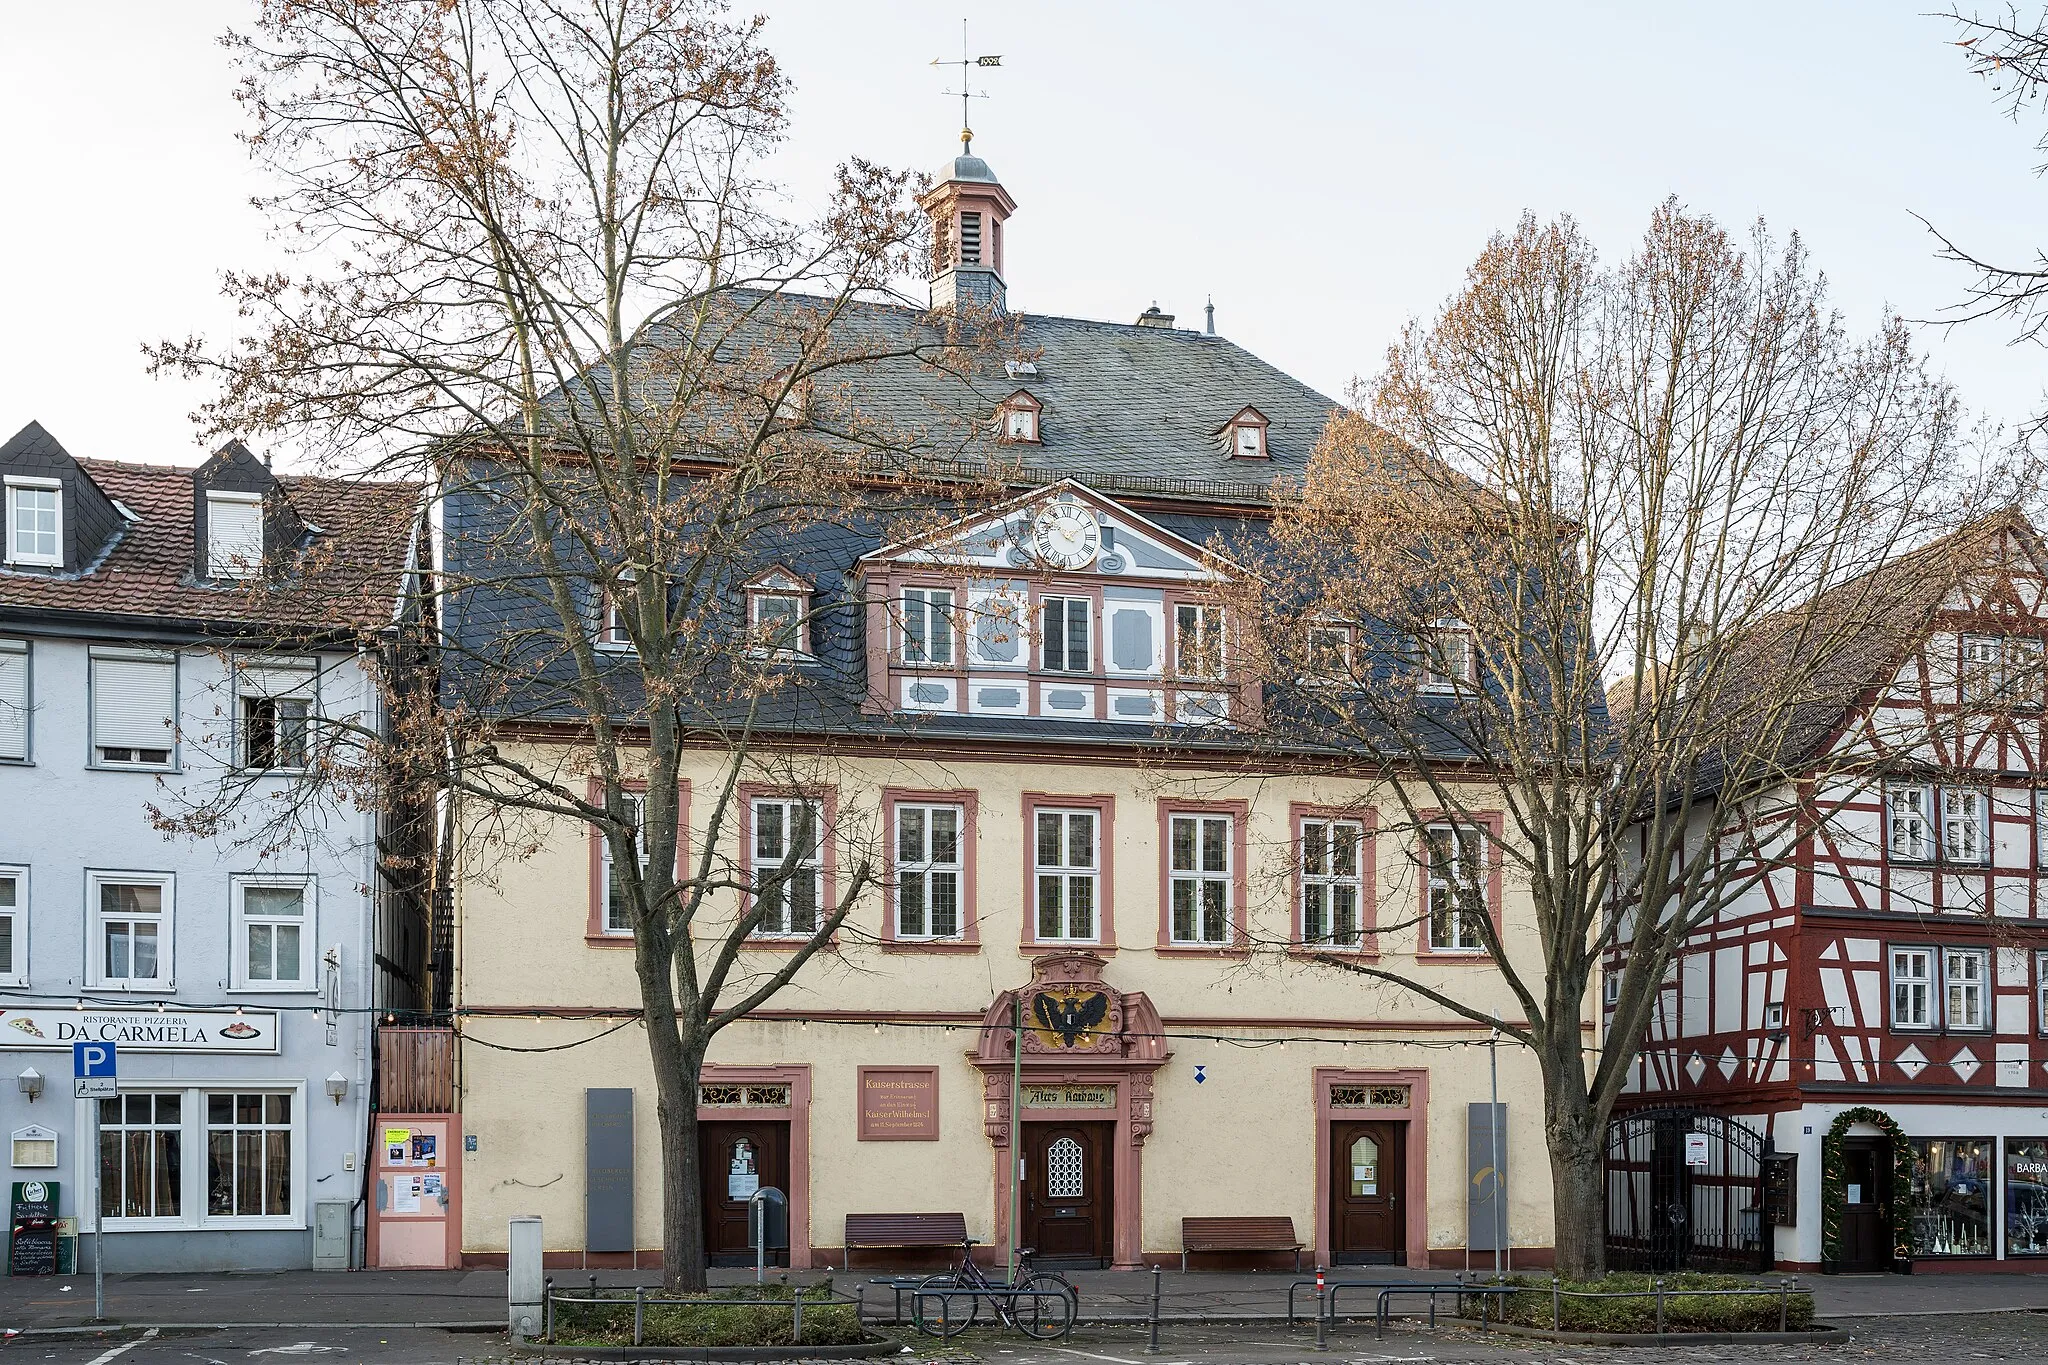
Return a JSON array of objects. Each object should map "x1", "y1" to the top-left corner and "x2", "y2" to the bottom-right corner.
[
  {"x1": 1443, "y1": 1317, "x2": 1845, "y2": 1346},
  {"x1": 509, "y1": 1337, "x2": 904, "y2": 1361}
]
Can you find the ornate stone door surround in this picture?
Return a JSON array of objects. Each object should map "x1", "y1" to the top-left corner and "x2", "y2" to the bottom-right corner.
[
  {"x1": 1314, "y1": 1067, "x2": 1430, "y2": 1269},
  {"x1": 970, "y1": 953, "x2": 1169, "y2": 1269}
]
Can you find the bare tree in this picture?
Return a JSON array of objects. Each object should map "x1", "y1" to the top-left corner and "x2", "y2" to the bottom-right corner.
[
  {"x1": 149, "y1": 0, "x2": 1005, "y2": 1290},
  {"x1": 1228, "y1": 204, "x2": 2000, "y2": 1278}
]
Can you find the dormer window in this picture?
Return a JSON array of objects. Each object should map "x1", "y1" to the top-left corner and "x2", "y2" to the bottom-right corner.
[
  {"x1": 899, "y1": 587, "x2": 955, "y2": 665},
  {"x1": 4, "y1": 478, "x2": 61, "y2": 568},
  {"x1": 598, "y1": 567, "x2": 638, "y2": 652},
  {"x1": 998, "y1": 390, "x2": 1042, "y2": 444},
  {"x1": 1420, "y1": 619, "x2": 1474, "y2": 692},
  {"x1": 205, "y1": 491, "x2": 264, "y2": 579},
  {"x1": 745, "y1": 568, "x2": 810, "y2": 660},
  {"x1": 1221, "y1": 407, "x2": 1270, "y2": 460}
]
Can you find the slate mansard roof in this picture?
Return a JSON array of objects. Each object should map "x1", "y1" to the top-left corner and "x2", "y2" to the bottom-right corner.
[{"x1": 0, "y1": 423, "x2": 423, "y2": 638}]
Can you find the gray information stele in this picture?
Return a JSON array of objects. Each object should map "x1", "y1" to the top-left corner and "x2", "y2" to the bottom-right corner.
[
  {"x1": 586, "y1": 1088, "x2": 635, "y2": 1253},
  {"x1": 1466, "y1": 1101, "x2": 1509, "y2": 1252}
]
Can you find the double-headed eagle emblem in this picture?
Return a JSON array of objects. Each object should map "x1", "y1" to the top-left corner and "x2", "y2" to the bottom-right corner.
[{"x1": 1032, "y1": 989, "x2": 1110, "y2": 1048}]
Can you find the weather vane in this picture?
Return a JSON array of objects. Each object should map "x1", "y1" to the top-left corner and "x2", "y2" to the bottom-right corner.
[{"x1": 931, "y1": 19, "x2": 1001, "y2": 153}]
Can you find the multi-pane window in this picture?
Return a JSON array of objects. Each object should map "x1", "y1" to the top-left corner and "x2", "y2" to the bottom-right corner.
[
  {"x1": 598, "y1": 567, "x2": 637, "y2": 651},
  {"x1": 2037, "y1": 950, "x2": 2048, "y2": 1035},
  {"x1": 2038, "y1": 792, "x2": 2048, "y2": 870},
  {"x1": 1424, "y1": 824, "x2": 1487, "y2": 951},
  {"x1": 901, "y1": 588, "x2": 955, "y2": 665},
  {"x1": 1041, "y1": 597, "x2": 1092, "y2": 673},
  {"x1": 1301, "y1": 819, "x2": 1365, "y2": 947},
  {"x1": 1421, "y1": 623, "x2": 1473, "y2": 691},
  {"x1": 90, "y1": 648, "x2": 175, "y2": 766},
  {"x1": 1889, "y1": 787, "x2": 1931, "y2": 861},
  {"x1": 204, "y1": 492, "x2": 264, "y2": 579},
  {"x1": 1946, "y1": 948, "x2": 1989, "y2": 1030},
  {"x1": 234, "y1": 880, "x2": 307, "y2": 988},
  {"x1": 600, "y1": 793, "x2": 648, "y2": 936},
  {"x1": 206, "y1": 1093, "x2": 292, "y2": 1217},
  {"x1": 1169, "y1": 813, "x2": 1232, "y2": 945},
  {"x1": 0, "y1": 637, "x2": 28, "y2": 761},
  {"x1": 1306, "y1": 625, "x2": 1351, "y2": 682},
  {"x1": 1943, "y1": 789, "x2": 1986, "y2": 864},
  {"x1": 4, "y1": 480, "x2": 61, "y2": 567},
  {"x1": 1961, "y1": 634, "x2": 2003, "y2": 702},
  {"x1": 0, "y1": 866, "x2": 22, "y2": 984},
  {"x1": 1174, "y1": 605, "x2": 1225, "y2": 678},
  {"x1": 91, "y1": 874, "x2": 169, "y2": 988},
  {"x1": 240, "y1": 695, "x2": 308, "y2": 771},
  {"x1": 2007, "y1": 637, "x2": 2046, "y2": 706},
  {"x1": 1232, "y1": 423, "x2": 1265, "y2": 459},
  {"x1": 100, "y1": 1093, "x2": 182, "y2": 1219},
  {"x1": 1891, "y1": 947, "x2": 1934, "y2": 1029},
  {"x1": 894, "y1": 803, "x2": 963, "y2": 939},
  {"x1": 1034, "y1": 809, "x2": 1098, "y2": 941},
  {"x1": 751, "y1": 797, "x2": 823, "y2": 936},
  {"x1": 750, "y1": 592, "x2": 806, "y2": 658},
  {"x1": 1003, "y1": 404, "x2": 1039, "y2": 442}
]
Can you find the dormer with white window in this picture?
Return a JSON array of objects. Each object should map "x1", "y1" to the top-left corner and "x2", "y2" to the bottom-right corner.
[
  {"x1": 1220, "y1": 407, "x2": 1270, "y2": 461},
  {"x1": 744, "y1": 567, "x2": 812, "y2": 661},
  {"x1": 191, "y1": 439, "x2": 303, "y2": 584},
  {"x1": 0, "y1": 421, "x2": 124, "y2": 574},
  {"x1": 997, "y1": 390, "x2": 1042, "y2": 444}
]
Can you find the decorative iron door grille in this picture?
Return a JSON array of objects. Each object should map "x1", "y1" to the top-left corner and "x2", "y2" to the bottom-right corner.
[{"x1": 1604, "y1": 1107, "x2": 1768, "y2": 1272}]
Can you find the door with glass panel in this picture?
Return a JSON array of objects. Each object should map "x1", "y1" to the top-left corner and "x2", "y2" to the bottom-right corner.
[
  {"x1": 1330, "y1": 1120, "x2": 1404, "y2": 1263},
  {"x1": 1023, "y1": 1122, "x2": 1113, "y2": 1267}
]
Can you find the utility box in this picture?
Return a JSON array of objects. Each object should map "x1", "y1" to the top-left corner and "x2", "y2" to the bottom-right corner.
[
  {"x1": 313, "y1": 1200, "x2": 351, "y2": 1269},
  {"x1": 508, "y1": 1215, "x2": 543, "y2": 1339}
]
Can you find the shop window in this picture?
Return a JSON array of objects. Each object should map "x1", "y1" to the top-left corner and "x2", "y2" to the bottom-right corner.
[
  {"x1": 1301, "y1": 818, "x2": 1365, "y2": 948},
  {"x1": 1168, "y1": 812, "x2": 1231, "y2": 945},
  {"x1": 233, "y1": 879, "x2": 309, "y2": 988},
  {"x1": 2006, "y1": 1139, "x2": 2048, "y2": 1256},
  {"x1": 1034, "y1": 808, "x2": 1098, "y2": 942},
  {"x1": 895, "y1": 802, "x2": 963, "y2": 939},
  {"x1": 206, "y1": 1092, "x2": 293, "y2": 1217},
  {"x1": 751, "y1": 797, "x2": 823, "y2": 936},
  {"x1": 89, "y1": 873, "x2": 171, "y2": 989},
  {"x1": 1424, "y1": 824, "x2": 1487, "y2": 951},
  {"x1": 0, "y1": 866, "x2": 22, "y2": 986},
  {"x1": 99, "y1": 1093, "x2": 183, "y2": 1220},
  {"x1": 1909, "y1": 1137, "x2": 1993, "y2": 1257}
]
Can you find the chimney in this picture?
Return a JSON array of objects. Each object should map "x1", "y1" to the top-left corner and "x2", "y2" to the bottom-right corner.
[
  {"x1": 1135, "y1": 303, "x2": 1175, "y2": 330},
  {"x1": 1204, "y1": 296, "x2": 1215, "y2": 336}
]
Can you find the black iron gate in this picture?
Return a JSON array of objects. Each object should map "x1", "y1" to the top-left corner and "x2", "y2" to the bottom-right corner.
[{"x1": 1605, "y1": 1108, "x2": 1768, "y2": 1272}]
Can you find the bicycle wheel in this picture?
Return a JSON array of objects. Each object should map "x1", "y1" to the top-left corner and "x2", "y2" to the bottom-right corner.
[
  {"x1": 912, "y1": 1274, "x2": 979, "y2": 1338},
  {"x1": 1011, "y1": 1273, "x2": 1076, "y2": 1341}
]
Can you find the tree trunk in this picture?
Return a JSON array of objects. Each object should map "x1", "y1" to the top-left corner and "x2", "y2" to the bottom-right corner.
[
  {"x1": 1543, "y1": 1071, "x2": 1608, "y2": 1280},
  {"x1": 649, "y1": 1020, "x2": 710, "y2": 1292}
]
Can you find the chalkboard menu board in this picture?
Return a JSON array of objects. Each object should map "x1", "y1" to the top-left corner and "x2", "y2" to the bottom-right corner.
[
  {"x1": 1762, "y1": 1154, "x2": 1797, "y2": 1227},
  {"x1": 8, "y1": 1181, "x2": 58, "y2": 1277}
]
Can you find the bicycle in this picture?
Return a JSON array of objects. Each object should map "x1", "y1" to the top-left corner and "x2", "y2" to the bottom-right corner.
[{"x1": 910, "y1": 1239, "x2": 1076, "y2": 1340}]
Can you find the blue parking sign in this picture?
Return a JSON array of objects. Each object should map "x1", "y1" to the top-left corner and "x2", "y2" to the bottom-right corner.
[{"x1": 73, "y1": 1041, "x2": 117, "y2": 1078}]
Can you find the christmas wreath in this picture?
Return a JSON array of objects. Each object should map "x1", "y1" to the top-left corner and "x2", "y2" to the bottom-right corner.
[{"x1": 1820, "y1": 1105, "x2": 1912, "y2": 1270}]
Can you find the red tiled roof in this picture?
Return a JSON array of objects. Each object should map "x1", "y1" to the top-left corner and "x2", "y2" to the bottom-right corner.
[{"x1": 0, "y1": 460, "x2": 422, "y2": 636}]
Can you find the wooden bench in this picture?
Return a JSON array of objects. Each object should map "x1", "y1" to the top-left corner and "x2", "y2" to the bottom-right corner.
[
  {"x1": 843, "y1": 1212, "x2": 969, "y2": 1267},
  {"x1": 1180, "y1": 1216, "x2": 1304, "y2": 1272}
]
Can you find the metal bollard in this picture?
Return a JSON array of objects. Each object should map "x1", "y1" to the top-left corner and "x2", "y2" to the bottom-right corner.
[
  {"x1": 1779, "y1": 1279, "x2": 1790, "y2": 1332},
  {"x1": 543, "y1": 1277, "x2": 555, "y2": 1343},
  {"x1": 633, "y1": 1284, "x2": 644, "y2": 1346},
  {"x1": 793, "y1": 1296, "x2": 805, "y2": 1345},
  {"x1": 1551, "y1": 1275, "x2": 1560, "y2": 1332},
  {"x1": 1147, "y1": 1263, "x2": 1162, "y2": 1353},
  {"x1": 1654, "y1": 1278, "x2": 1665, "y2": 1335},
  {"x1": 1314, "y1": 1265, "x2": 1329, "y2": 1351}
]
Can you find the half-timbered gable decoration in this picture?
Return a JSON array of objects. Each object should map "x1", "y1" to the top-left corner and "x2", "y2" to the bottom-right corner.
[
  {"x1": 1612, "y1": 513, "x2": 2048, "y2": 1270},
  {"x1": 858, "y1": 480, "x2": 1251, "y2": 726}
]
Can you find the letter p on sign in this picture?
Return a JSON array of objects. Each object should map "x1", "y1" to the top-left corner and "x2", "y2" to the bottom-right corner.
[{"x1": 73, "y1": 1041, "x2": 117, "y2": 1098}]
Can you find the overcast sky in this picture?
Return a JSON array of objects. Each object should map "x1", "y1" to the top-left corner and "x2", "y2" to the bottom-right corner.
[{"x1": 3, "y1": 2, "x2": 2044, "y2": 468}]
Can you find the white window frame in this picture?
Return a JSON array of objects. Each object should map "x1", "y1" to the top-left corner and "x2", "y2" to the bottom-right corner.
[
  {"x1": 900, "y1": 587, "x2": 955, "y2": 666},
  {"x1": 1604, "y1": 973, "x2": 1622, "y2": 1007},
  {"x1": 1421, "y1": 621, "x2": 1474, "y2": 692},
  {"x1": 1040, "y1": 596, "x2": 1092, "y2": 674},
  {"x1": 1003, "y1": 405, "x2": 1039, "y2": 442},
  {"x1": 2037, "y1": 790, "x2": 2048, "y2": 870},
  {"x1": 1033, "y1": 808, "x2": 1099, "y2": 943},
  {"x1": 1300, "y1": 818, "x2": 1366, "y2": 948},
  {"x1": 0, "y1": 864, "x2": 26, "y2": 987},
  {"x1": 894, "y1": 802, "x2": 965, "y2": 940},
  {"x1": 1960, "y1": 634, "x2": 2002, "y2": 703},
  {"x1": 1942, "y1": 788, "x2": 1987, "y2": 865},
  {"x1": 1424, "y1": 823, "x2": 1487, "y2": 952},
  {"x1": 1944, "y1": 947, "x2": 1990, "y2": 1032},
  {"x1": 204, "y1": 490, "x2": 265, "y2": 579},
  {"x1": 1173, "y1": 604, "x2": 1226, "y2": 680},
  {"x1": 1305, "y1": 624, "x2": 1352, "y2": 683},
  {"x1": 1889, "y1": 946, "x2": 1934, "y2": 1030},
  {"x1": 2004, "y1": 636, "x2": 2045, "y2": 707},
  {"x1": 235, "y1": 659, "x2": 317, "y2": 773},
  {"x1": 750, "y1": 797, "x2": 824, "y2": 938},
  {"x1": 88, "y1": 647, "x2": 177, "y2": 770},
  {"x1": 1232, "y1": 422, "x2": 1265, "y2": 458},
  {"x1": 229, "y1": 875, "x2": 315, "y2": 992},
  {"x1": 2037, "y1": 949, "x2": 2048, "y2": 1037},
  {"x1": 749, "y1": 590, "x2": 808, "y2": 660},
  {"x1": 87, "y1": 871, "x2": 173, "y2": 991},
  {"x1": 1889, "y1": 786, "x2": 1932, "y2": 862},
  {"x1": 1168, "y1": 813, "x2": 1233, "y2": 945},
  {"x1": 597, "y1": 567, "x2": 638, "y2": 653},
  {"x1": 88, "y1": 1082, "x2": 307, "y2": 1232},
  {"x1": 4, "y1": 477, "x2": 62, "y2": 567},
  {"x1": 0, "y1": 636, "x2": 29, "y2": 762},
  {"x1": 600, "y1": 793, "x2": 648, "y2": 937}
]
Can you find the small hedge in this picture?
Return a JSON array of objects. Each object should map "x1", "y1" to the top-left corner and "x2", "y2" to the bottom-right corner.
[
  {"x1": 548, "y1": 1281, "x2": 866, "y2": 1348},
  {"x1": 1462, "y1": 1273, "x2": 1814, "y2": 1334}
]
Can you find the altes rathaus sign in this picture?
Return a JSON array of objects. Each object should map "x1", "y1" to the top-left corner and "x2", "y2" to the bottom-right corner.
[{"x1": 0, "y1": 1008, "x2": 281, "y2": 1053}]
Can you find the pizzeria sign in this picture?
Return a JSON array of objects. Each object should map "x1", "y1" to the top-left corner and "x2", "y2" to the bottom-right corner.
[{"x1": 0, "y1": 1009, "x2": 279, "y2": 1054}]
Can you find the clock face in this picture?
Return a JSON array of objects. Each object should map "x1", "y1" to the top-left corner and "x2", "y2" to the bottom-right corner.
[{"x1": 1030, "y1": 504, "x2": 1101, "y2": 570}]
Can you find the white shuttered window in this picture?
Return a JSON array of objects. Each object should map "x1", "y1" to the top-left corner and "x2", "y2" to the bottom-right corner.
[
  {"x1": 0, "y1": 638, "x2": 27, "y2": 760},
  {"x1": 90, "y1": 649, "x2": 176, "y2": 766},
  {"x1": 206, "y1": 493, "x2": 264, "y2": 578}
]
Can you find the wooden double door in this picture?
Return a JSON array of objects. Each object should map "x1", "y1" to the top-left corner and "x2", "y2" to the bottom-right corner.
[
  {"x1": 1330, "y1": 1120, "x2": 1406, "y2": 1264},
  {"x1": 1022, "y1": 1122, "x2": 1114, "y2": 1268},
  {"x1": 700, "y1": 1120, "x2": 790, "y2": 1266}
]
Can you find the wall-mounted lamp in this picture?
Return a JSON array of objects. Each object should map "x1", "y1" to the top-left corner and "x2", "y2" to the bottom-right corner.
[
  {"x1": 325, "y1": 1072, "x2": 350, "y2": 1106},
  {"x1": 16, "y1": 1068, "x2": 42, "y2": 1103}
]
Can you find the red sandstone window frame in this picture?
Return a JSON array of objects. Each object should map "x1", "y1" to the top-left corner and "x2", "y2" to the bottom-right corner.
[
  {"x1": 1154, "y1": 799, "x2": 1249, "y2": 954},
  {"x1": 1220, "y1": 406, "x2": 1270, "y2": 460},
  {"x1": 1412, "y1": 810, "x2": 1504, "y2": 961},
  {"x1": 738, "y1": 783, "x2": 840, "y2": 947},
  {"x1": 997, "y1": 389, "x2": 1042, "y2": 445},
  {"x1": 1290, "y1": 803, "x2": 1377, "y2": 955},
  {"x1": 1022, "y1": 791, "x2": 1116, "y2": 952},
  {"x1": 880, "y1": 787, "x2": 980, "y2": 952},
  {"x1": 584, "y1": 777, "x2": 690, "y2": 947}
]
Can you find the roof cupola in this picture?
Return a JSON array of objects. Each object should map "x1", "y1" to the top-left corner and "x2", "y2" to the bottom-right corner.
[{"x1": 918, "y1": 141, "x2": 1017, "y2": 316}]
